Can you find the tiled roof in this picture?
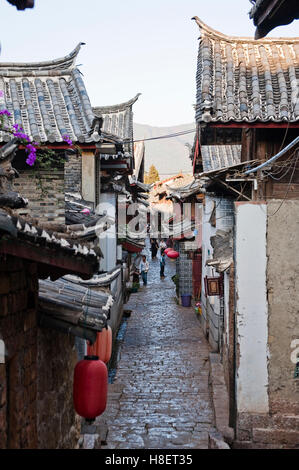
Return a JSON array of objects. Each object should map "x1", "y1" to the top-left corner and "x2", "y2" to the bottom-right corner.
[
  {"x1": 201, "y1": 145, "x2": 241, "y2": 172},
  {"x1": 192, "y1": 17, "x2": 299, "y2": 124},
  {"x1": 39, "y1": 278, "x2": 111, "y2": 332},
  {"x1": 0, "y1": 43, "x2": 102, "y2": 144},
  {"x1": 93, "y1": 94, "x2": 141, "y2": 142}
]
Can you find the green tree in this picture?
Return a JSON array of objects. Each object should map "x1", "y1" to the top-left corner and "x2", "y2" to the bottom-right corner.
[{"x1": 144, "y1": 165, "x2": 159, "y2": 184}]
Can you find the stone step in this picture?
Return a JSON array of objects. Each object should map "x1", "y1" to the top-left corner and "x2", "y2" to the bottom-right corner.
[
  {"x1": 252, "y1": 428, "x2": 299, "y2": 447},
  {"x1": 232, "y1": 441, "x2": 285, "y2": 449},
  {"x1": 250, "y1": 414, "x2": 299, "y2": 431}
]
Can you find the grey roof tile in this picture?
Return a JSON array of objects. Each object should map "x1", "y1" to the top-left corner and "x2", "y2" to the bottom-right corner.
[
  {"x1": 201, "y1": 145, "x2": 242, "y2": 173},
  {"x1": 192, "y1": 18, "x2": 299, "y2": 124},
  {"x1": 93, "y1": 94, "x2": 141, "y2": 142},
  {"x1": 0, "y1": 43, "x2": 101, "y2": 144}
]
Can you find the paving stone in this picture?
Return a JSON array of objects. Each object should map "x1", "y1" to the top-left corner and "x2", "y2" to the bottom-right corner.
[{"x1": 104, "y1": 244, "x2": 215, "y2": 449}]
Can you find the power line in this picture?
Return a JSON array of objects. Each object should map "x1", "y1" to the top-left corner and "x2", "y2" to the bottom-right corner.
[{"x1": 132, "y1": 128, "x2": 196, "y2": 144}]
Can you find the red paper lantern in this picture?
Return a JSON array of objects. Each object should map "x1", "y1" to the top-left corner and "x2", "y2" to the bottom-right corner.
[
  {"x1": 87, "y1": 328, "x2": 108, "y2": 361},
  {"x1": 103, "y1": 326, "x2": 112, "y2": 364},
  {"x1": 164, "y1": 248, "x2": 172, "y2": 255},
  {"x1": 73, "y1": 356, "x2": 108, "y2": 421},
  {"x1": 167, "y1": 250, "x2": 179, "y2": 259}
]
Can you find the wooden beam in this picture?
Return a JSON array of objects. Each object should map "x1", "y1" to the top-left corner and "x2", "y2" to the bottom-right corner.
[
  {"x1": 0, "y1": 239, "x2": 97, "y2": 277},
  {"x1": 209, "y1": 176, "x2": 252, "y2": 202},
  {"x1": 208, "y1": 123, "x2": 299, "y2": 129}
]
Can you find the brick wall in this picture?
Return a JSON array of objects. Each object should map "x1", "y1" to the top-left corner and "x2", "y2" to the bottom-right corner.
[
  {"x1": 0, "y1": 255, "x2": 80, "y2": 449},
  {"x1": 13, "y1": 170, "x2": 65, "y2": 224},
  {"x1": 37, "y1": 330, "x2": 80, "y2": 449},
  {"x1": 65, "y1": 154, "x2": 82, "y2": 194},
  {"x1": 0, "y1": 256, "x2": 38, "y2": 449}
]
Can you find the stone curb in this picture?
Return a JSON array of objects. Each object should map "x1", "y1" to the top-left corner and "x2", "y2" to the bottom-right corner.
[{"x1": 208, "y1": 352, "x2": 234, "y2": 449}]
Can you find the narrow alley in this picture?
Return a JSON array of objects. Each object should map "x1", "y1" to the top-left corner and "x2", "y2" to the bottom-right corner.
[{"x1": 101, "y1": 248, "x2": 216, "y2": 449}]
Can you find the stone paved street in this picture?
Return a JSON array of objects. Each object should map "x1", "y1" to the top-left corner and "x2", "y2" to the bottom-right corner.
[{"x1": 101, "y1": 246, "x2": 215, "y2": 449}]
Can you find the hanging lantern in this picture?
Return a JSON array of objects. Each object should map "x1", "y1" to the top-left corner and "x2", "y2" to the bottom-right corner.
[
  {"x1": 103, "y1": 326, "x2": 112, "y2": 364},
  {"x1": 73, "y1": 356, "x2": 108, "y2": 422},
  {"x1": 164, "y1": 248, "x2": 172, "y2": 255},
  {"x1": 167, "y1": 250, "x2": 179, "y2": 259},
  {"x1": 87, "y1": 328, "x2": 108, "y2": 361}
]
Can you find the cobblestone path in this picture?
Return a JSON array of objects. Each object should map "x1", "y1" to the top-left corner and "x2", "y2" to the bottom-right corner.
[{"x1": 102, "y1": 249, "x2": 215, "y2": 449}]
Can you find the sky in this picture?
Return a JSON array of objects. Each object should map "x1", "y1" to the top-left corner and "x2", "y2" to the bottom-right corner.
[{"x1": 0, "y1": 0, "x2": 298, "y2": 127}]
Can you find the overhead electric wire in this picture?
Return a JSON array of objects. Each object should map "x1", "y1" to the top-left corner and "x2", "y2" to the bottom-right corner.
[
  {"x1": 267, "y1": 150, "x2": 299, "y2": 217},
  {"x1": 130, "y1": 128, "x2": 196, "y2": 144},
  {"x1": 245, "y1": 136, "x2": 299, "y2": 175}
]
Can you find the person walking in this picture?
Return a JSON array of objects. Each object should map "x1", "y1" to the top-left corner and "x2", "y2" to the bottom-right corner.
[
  {"x1": 140, "y1": 255, "x2": 149, "y2": 286},
  {"x1": 160, "y1": 252, "x2": 166, "y2": 279},
  {"x1": 150, "y1": 238, "x2": 159, "y2": 259}
]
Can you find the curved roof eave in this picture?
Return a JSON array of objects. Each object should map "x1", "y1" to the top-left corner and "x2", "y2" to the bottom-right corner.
[
  {"x1": 0, "y1": 42, "x2": 85, "y2": 71},
  {"x1": 93, "y1": 93, "x2": 142, "y2": 116},
  {"x1": 191, "y1": 16, "x2": 299, "y2": 43}
]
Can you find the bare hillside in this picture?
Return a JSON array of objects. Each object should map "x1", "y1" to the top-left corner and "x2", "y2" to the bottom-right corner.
[{"x1": 134, "y1": 123, "x2": 195, "y2": 179}]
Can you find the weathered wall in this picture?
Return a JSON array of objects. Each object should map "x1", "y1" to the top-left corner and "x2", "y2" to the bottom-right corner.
[
  {"x1": 235, "y1": 202, "x2": 269, "y2": 415},
  {"x1": 37, "y1": 329, "x2": 81, "y2": 449},
  {"x1": 65, "y1": 154, "x2": 82, "y2": 195},
  {"x1": 0, "y1": 256, "x2": 39, "y2": 449},
  {"x1": 109, "y1": 273, "x2": 124, "y2": 337},
  {"x1": 178, "y1": 242, "x2": 193, "y2": 297},
  {"x1": 201, "y1": 196, "x2": 234, "y2": 351},
  {"x1": 13, "y1": 170, "x2": 65, "y2": 224},
  {"x1": 82, "y1": 152, "x2": 96, "y2": 203},
  {"x1": 267, "y1": 200, "x2": 299, "y2": 415},
  {"x1": 99, "y1": 193, "x2": 117, "y2": 272},
  {"x1": 0, "y1": 255, "x2": 80, "y2": 449}
]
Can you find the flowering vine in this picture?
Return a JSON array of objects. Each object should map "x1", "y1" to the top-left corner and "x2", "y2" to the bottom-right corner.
[{"x1": 0, "y1": 90, "x2": 74, "y2": 167}]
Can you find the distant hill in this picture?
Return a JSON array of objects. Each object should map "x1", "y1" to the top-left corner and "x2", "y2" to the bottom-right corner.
[{"x1": 134, "y1": 123, "x2": 195, "y2": 180}]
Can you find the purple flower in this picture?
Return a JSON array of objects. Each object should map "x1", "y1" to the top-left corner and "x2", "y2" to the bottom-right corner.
[
  {"x1": 0, "y1": 109, "x2": 11, "y2": 117},
  {"x1": 25, "y1": 143, "x2": 37, "y2": 166},
  {"x1": 62, "y1": 134, "x2": 73, "y2": 146},
  {"x1": 13, "y1": 127, "x2": 31, "y2": 142}
]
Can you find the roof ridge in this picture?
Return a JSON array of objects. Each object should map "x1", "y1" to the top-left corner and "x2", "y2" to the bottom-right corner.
[
  {"x1": 93, "y1": 93, "x2": 141, "y2": 114},
  {"x1": 192, "y1": 16, "x2": 299, "y2": 43},
  {"x1": 0, "y1": 42, "x2": 85, "y2": 71}
]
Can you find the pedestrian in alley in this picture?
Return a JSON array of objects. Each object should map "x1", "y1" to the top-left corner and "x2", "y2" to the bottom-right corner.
[
  {"x1": 140, "y1": 255, "x2": 149, "y2": 286},
  {"x1": 150, "y1": 238, "x2": 159, "y2": 259},
  {"x1": 160, "y1": 251, "x2": 166, "y2": 279}
]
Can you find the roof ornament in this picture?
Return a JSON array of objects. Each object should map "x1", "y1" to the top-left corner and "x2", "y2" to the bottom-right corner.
[{"x1": 201, "y1": 100, "x2": 213, "y2": 123}]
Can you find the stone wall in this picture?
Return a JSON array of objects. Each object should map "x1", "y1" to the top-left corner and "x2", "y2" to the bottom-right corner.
[
  {"x1": 267, "y1": 200, "x2": 299, "y2": 415},
  {"x1": 65, "y1": 154, "x2": 82, "y2": 194},
  {"x1": 0, "y1": 255, "x2": 81, "y2": 449},
  {"x1": 13, "y1": 170, "x2": 65, "y2": 224},
  {"x1": 37, "y1": 330, "x2": 81, "y2": 449}
]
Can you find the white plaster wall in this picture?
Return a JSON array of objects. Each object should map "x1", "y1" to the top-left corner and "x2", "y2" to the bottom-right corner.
[
  {"x1": 99, "y1": 193, "x2": 117, "y2": 272},
  {"x1": 201, "y1": 196, "x2": 217, "y2": 320},
  {"x1": 82, "y1": 152, "x2": 95, "y2": 203},
  {"x1": 224, "y1": 271, "x2": 230, "y2": 348},
  {"x1": 235, "y1": 202, "x2": 269, "y2": 414}
]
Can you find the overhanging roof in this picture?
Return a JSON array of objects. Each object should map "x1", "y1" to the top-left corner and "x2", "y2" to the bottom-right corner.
[
  {"x1": 192, "y1": 17, "x2": 299, "y2": 125},
  {"x1": 249, "y1": 0, "x2": 299, "y2": 39}
]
